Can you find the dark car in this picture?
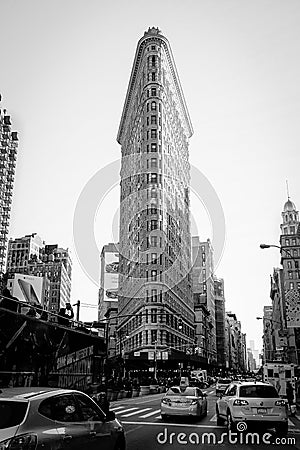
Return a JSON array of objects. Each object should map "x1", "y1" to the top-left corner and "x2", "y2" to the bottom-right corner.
[{"x1": 0, "y1": 387, "x2": 125, "y2": 449}]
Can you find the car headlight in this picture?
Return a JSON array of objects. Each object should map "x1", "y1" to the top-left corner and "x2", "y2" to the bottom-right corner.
[
  {"x1": 190, "y1": 400, "x2": 198, "y2": 405},
  {"x1": 161, "y1": 398, "x2": 171, "y2": 404},
  {"x1": 0, "y1": 434, "x2": 37, "y2": 450}
]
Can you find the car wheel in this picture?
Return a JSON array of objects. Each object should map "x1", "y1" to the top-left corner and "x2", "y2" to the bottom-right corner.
[
  {"x1": 275, "y1": 422, "x2": 288, "y2": 436},
  {"x1": 216, "y1": 406, "x2": 225, "y2": 425},
  {"x1": 226, "y1": 411, "x2": 236, "y2": 432},
  {"x1": 114, "y1": 434, "x2": 126, "y2": 450}
]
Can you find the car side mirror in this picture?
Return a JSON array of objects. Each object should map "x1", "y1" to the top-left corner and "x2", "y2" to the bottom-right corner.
[{"x1": 105, "y1": 410, "x2": 115, "y2": 422}]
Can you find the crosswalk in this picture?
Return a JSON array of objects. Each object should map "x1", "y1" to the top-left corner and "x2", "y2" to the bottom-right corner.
[
  {"x1": 110, "y1": 405, "x2": 298, "y2": 429},
  {"x1": 110, "y1": 405, "x2": 216, "y2": 421}
]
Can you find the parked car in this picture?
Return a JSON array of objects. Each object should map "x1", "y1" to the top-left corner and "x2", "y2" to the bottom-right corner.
[
  {"x1": 0, "y1": 387, "x2": 126, "y2": 449},
  {"x1": 161, "y1": 386, "x2": 207, "y2": 420},
  {"x1": 215, "y1": 378, "x2": 232, "y2": 395},
  {"x1": 216, "y1": 381, "x2": 288, "y2": 435}
]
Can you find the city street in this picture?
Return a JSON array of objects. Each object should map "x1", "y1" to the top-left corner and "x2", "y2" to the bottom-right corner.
[{"x1": 110, "y1": 388, "x2": 300, "y2": 449}]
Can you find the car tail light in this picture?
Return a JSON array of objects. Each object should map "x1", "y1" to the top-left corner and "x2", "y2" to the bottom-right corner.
[
  {"x1": 161, "y1": 398, "x2": 170, "y2": 404},
  {"x1": 0, "y1": 434, "x2": 37, "y2": 450},
  {"x1": 275, "y1": 400, "x2": 287, "y2": 407},
  {"x1": 233, "y1": 399, "x2": 249, "y2": 406}
]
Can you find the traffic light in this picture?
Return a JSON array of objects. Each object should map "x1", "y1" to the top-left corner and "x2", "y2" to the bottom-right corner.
[{"x1": 178, "y1": 317, "x2": 183, "y2": 331}]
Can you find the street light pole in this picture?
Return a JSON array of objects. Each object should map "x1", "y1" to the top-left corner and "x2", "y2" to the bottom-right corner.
[{"x1": 154, "y1": 340, "x2": 157, "y2": 381}]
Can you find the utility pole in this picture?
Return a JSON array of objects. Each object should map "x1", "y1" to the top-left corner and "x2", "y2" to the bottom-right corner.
[
  {"x1": 73, "y1": 300, "x2": 80, "y2": 322},
  {"x1": 154, "y1": 340, "x2": 157, "y2": 381}
]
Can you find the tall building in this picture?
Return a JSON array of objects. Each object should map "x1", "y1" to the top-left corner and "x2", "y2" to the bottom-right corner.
[
  {"x1": 279, "y1": 198, "x2": 300, "y2": 364},
  {"x1": 214, "y1": 277, "x2": 226, "y2": 370},
  {"x1": 117, "y1": 27, "x2": 195, "y2": 368},
  {"x1": 0, "y1": 96, "x2": 18, "y2": 274},
  {"x1": 6, "y1": 233, "x2": 44, "y2": 273},
  {"x1": 6, "y1": 235, "x2": 72, "y2": 313},
  {"x1": 262, "y1": 305, "x2": 274, "y2": 362},
  {"x1": 192, "y1": 237, "x2": 217, "y2": 367}
]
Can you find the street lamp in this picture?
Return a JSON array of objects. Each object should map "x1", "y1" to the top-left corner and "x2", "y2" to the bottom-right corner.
[{"x1": 260, "y1": 244, "x2": 296, "y2": 260}]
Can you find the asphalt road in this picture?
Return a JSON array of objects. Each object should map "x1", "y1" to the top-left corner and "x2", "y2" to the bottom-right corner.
[{"x1": 110, "y1": 387, "x2": 300, "y2": 450}]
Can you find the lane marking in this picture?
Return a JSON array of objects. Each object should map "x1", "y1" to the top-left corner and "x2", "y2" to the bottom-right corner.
[
  {"x1": 288, "y1": 419, "x2": 295, "y2": 427},
  {"x1": 121, "y1": 408, "x2": 152, "y2": 417},
  {"x1": 210, "y1": 414, "x2": 217, "y2": 422},
  {"x1": 122, "y1": 420, "x2": 225, "y2": 428},
  {"x1": 140, "y1": 409, "x2": 161, "y2": 418},
  {"x1": 110, "y1": 406, "x2": 126, "y2": 411},
  {"x1": 295, "y1": 415, "x2": 300, "y2": 421},
  {"x1": 115, "y1": 407, "x2": 138, "y2": 414},
  {"x1": 208, "y1": 390, "x2": 214, "y2": 394}
]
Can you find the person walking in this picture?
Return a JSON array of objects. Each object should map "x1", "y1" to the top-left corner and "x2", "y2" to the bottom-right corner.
[{"x1": 286, "y1": 381, "x2": 296, "y2": 416}]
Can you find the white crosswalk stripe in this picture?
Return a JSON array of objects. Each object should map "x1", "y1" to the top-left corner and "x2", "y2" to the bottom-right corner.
[
  {"x1": 120, "y1": 408, "x2": 152, "y2": 417},
  {"x1": 140, "y1": 409, "x2": 161, "y2": 418},
  {"x1": 210, "y1": 414, "x2": 217, "y2": 422},
  {"x1": 115, "y1": 407, "x2": 138, "y2": 414},
  {"x1": 110, "y1": 406, "x2": 126, "y2": 412},
  {"x1": 288, "y1": 419, "x2": 295, "y2": 427}
]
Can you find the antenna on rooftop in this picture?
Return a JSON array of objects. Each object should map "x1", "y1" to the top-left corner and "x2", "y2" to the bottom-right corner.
[{"x1": 286, "y1": 180, "x2": 290, "y2": 200}]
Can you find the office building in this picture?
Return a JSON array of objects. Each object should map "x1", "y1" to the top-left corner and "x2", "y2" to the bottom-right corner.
[
  {"x1": 0, "y1": 97, "x2": 18, "y2": 274},
  {"x1": 117, "y1": 27, "x2": 195, "y2": 367}
]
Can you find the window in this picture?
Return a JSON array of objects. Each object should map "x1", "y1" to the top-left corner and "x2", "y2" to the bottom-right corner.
[
  {"x1": 151, "y1": 220, "x2": 158, "y2": 230},
  {"x1": 151, "y1": 253, "x2": 157, "y2": 264},
  {"x1": 151, "y1": 56, "x2": 156, "y2": 67},
  {"x1": 0, "y1": 401, "x2": 28, "y2": 429},
  {"x1": 151, "y1": 188, "x2": 157, "y2": 198},
  {"x1": 75, "y1": 394, "x2": 104, "y2": 421},
  {"x1": 39, "y1": 395, "x2": 80, "y2": 422},
  {"x1": 151, "y1": 101, "x2": 156, "y2": 110},
  {"x1": 151, "y1": 308, "x2": 157, "y2": 322},
  {"x1": 151, "y1": 330, "x2": 157, "y2": 343},
  {"x1": 151, "y1": 115, "x2": 157, "y2": 125},
  {"x1": 151, "y1": 158, "x2": 157, "y2": 168},
  {"x1": 151, "y1": 129, "x2": 157, "y2": 138},
  {"x1": 150, "y1": 236, "x2": 158, "y2": 247},
  {"x1": 151, "y1": 88, "x2": 157, "y2": 97},
  {"x1": 239, "y1": 385, "x2": 278, "y2": 398},
  {"x1": 151, "y1": 72, "x2": 156, "y2": 81},
  {"x1": 290, "y1": 282, "x2": 294, "y2": 290},
  {"x1": 150, "y1": 173, "x2": 157, "y2": 183},
  {"x1": 151, "y1": 143, "x2": 157, "y2": 152},
  {"x1": 151, "y1": 45, "x2": 156, "y2": 50},
  {"x1": 145, "y1": 330, "x2": 148, "y2": 344},
  {"x1": 151, "y1": 270, "x2": 157, "y2": 281}
]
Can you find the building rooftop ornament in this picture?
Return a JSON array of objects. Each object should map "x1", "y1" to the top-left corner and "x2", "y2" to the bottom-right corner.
[
  {"x1": 284, "y1": 199, "x2": 297, "y2": 212},
  {"x1": 144, "y1": 27, "x2": 161, "y2": 36}
]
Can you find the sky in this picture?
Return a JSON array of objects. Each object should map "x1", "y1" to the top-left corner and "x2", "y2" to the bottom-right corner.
[{"x1": 1, "y1": 0, "x2": 300, "y2": 358}]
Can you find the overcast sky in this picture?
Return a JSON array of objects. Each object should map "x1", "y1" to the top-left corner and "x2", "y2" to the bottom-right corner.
[{"x1": 1, "y1": 0, "x2": 300, "y2": 356}]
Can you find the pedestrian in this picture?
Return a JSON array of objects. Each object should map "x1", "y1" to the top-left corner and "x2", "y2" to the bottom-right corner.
[
  {"x1": 93, "y1": 385, "x2": 110, "y2": 415},
  {"x1": 286, "y1": 381, "x2": 295, "y2": 415}
]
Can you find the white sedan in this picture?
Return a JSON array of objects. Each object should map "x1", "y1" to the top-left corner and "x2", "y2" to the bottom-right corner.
[{"x1": 161, "y1": 386, "x2": 207, "y2": 420}]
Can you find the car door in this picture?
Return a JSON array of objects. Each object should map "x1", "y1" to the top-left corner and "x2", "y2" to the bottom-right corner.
[
  {"x1": 40, "y1": 394, "x2": 91, "y2": 449},
  {"x1": 218, "y1": 385, "x2": 235, "y2": 417},
  {"x1": 74, "y1": 393, "x2": 115, "y2": 450}
]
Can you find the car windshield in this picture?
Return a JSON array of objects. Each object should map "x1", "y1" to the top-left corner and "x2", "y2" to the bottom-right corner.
[
  {"x1": 0, "y1": 401, "x2": 28, "y2": 429},
  {"x1": 218, "y1": 379, "x2": 231, "y2": 384},
  {"x1": 167, "y1": 387, "x2": 196, "y2": 396},
  {"x1": 239, "y1": 385, "x2": 279, "y2": 398}
]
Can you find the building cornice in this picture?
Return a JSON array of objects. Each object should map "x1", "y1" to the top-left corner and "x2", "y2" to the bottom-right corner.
[{"x1": 117, "y1": 30, "x2": 193, "y2": 145}]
